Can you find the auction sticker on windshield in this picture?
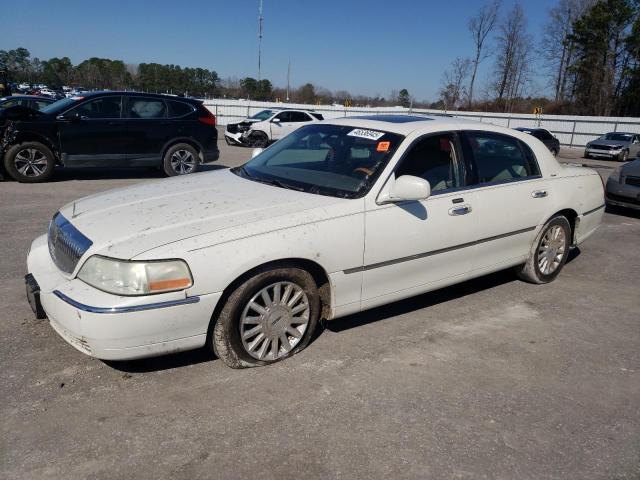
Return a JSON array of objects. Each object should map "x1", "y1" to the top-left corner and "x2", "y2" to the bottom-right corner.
[{"x1": 347, "y1": 129, "x2": 385, "y2": 141}]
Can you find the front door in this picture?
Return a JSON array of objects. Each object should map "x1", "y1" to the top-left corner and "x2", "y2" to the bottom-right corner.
[
  {"x1": 58, "y1": 96, "x2": 128, "y2": 166},
  {"x1": 361, "y1": 133, "x2": 480, "y2": 308},
  {"x1": 270, "y1": 111, "x2": 294, "y2": 140}
]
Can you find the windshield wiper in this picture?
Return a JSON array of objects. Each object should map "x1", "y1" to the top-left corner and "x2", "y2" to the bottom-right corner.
[{"x1": 258, "y1": 177, "x2": 305, "y2": 192}]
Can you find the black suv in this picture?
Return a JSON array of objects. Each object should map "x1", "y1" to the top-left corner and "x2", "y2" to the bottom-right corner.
[
  {"x1": 514, "y1": 127, "x2": 560, "y2": 156},
  {"x1": 0, "y1": 91, "x2": 219, "y2": 182}
]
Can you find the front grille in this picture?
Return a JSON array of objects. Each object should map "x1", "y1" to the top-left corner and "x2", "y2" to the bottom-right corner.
[
  {"x1": 625, "y1": 176, "x2": 640, "y2": 187},
  {"x1": 607, "y1": 192, "x2": 640, "y2": 206},
  {"x1": 591, "y1": 145, "x2": 615, "y2": 151},
  {"x1": 48, "y1": 212, "x2": 93, "y2": 274}
]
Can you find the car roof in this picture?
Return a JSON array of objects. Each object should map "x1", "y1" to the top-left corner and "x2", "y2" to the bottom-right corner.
[
  {"x1": 72, "y1": 91, "x2": 202, "y2": 104},
  {"x1": 321, "y1": 114, "x2": 502, "y2": 136},
  {"x1": 1, "y1": 95, "x2": 54, "y2": 101}
]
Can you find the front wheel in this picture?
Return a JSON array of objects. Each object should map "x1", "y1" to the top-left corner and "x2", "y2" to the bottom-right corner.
[
  {"x1": 212, "y1": 267, "x2": 320, "y2": 368},
  {"x1": 162, "y1": 143, "x2": 200, "y2": 176},
  {"x1": 618, "y1": 150, "x2": 629, "y2": 162},
  {"x1": 248, "y1": 131, "x2": 269, "y2": 148},
  {"x1": 516, "y1": 215, "x2": 571, "y2": 284},
  {"x1": 3, "y1": 142, "x2": 55, "y2": 183}
]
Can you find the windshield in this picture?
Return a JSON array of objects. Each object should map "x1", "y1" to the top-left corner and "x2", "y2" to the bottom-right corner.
[
  {"x1": 603, "y1": 133, "x2": 632, "y2": 141},
  {"x1": 233, "y1": 124, "x2": 404, "y2": 198},
  {"x1": 40, "y1": 97, "x2": 81, "y2": 115},
  {"x1": 249, "y1": 109, "x2": 277, "y2": 121}
]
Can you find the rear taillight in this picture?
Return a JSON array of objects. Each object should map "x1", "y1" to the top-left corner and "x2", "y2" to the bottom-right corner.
[{"x1": 198, "y1": 112, "x2": 216, "y2": 127}]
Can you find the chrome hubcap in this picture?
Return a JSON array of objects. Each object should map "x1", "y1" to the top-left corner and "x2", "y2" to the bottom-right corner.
[
  {"x1": 14, "y1": 148, "x2": 48, "y2": 177},
  {"x1": 170, "y1": 150, "x2": 196, "y2": 174},
  {"x1": 538, "y1": 225, "x2": 566, "y2": 275},
  {"x1": 240, "y1": 281, "x2": 310, "y2": 361}
]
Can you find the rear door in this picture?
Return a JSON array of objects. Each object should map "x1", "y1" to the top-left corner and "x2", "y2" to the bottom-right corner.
[
  {"x1": 460, "y1": 130, "x2": 550, "y2": 271},
  {"x1": 58, "y1": 96, "x2": 128, "y2": 166},
  {"x1": 123, "y1": 96, "x2": 172, "y2": 165}
]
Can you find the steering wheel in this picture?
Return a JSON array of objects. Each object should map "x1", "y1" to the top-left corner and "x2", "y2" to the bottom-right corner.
[{"x1": 352, "y1": 167, "x2": 373, "y2": 177}]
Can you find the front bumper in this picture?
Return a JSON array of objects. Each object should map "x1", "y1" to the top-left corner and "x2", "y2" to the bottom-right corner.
[
  {"x1": 606, "y1": 177, "x2": 640, "y2": 210},
  {"x1": 224, "y1": 130, "x2": 247, "y2": 146},
  {"x1": 585, "y1": 148, "x2": 623, "y2": 159},
  {"x1": 26, "y1": 234, "x2": 221, "y2": 360}
]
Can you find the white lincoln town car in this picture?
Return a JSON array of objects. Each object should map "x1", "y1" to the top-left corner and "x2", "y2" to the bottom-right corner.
[{"x1": 26, "y1": 115, "x2": 605, "y2": 368}]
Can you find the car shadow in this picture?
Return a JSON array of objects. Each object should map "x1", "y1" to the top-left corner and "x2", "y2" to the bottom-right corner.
[{"x1": 49, "y1": 164, "x2": 228, "y2": 182}]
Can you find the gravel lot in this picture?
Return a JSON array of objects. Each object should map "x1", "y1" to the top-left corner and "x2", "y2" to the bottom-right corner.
[{"x1": 1, "y1": 136, "x2": 639, "y2": 480}]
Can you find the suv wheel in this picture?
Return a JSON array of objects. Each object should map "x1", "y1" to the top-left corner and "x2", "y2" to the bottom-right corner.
[
  {"x1": 249, "y1": 131, "x2": 269, "y2": 148},
  {"x1": 163, "y1": 143, "x2": 200, "y2": 176},
  {"x1": 4, "y1": 142, "x2": 55, "y2": 183}
]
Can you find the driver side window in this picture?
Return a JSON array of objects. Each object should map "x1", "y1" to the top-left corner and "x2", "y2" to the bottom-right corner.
[
  {"x1": 394, "y1": 134, "x2": 465, "y2": 193},
  {"x1": 70, "y1": 97, "x2": 122, "y2": 119}
]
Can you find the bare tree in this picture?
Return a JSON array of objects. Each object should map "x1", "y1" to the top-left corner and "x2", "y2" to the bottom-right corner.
[
  {"x1": 541, "y1": 0, "x2": 596, "y2": 102},
  {"x1": 493, "y1": 3, "x2": 531, "y2": 111},
  {"x1": 440, "y1": 57, "x2": 472, "y2": 110},
  {"x1": 467, "y1": 0, "x2": 501, "y2": 108}
]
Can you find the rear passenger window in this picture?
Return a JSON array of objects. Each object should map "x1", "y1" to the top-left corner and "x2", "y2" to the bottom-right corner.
[
  {"x1": 126, "y1": 98, "x2": 167, "y2": 119},
  {"x1": 290, "y1": 111, "x2": 311, "y2": 122},
  {"x1": 465, "y1": 131, "x2": 539, "y2": 184},
  {"x1": 168, "y1": 100, "x2": 194, "y2": 118}
]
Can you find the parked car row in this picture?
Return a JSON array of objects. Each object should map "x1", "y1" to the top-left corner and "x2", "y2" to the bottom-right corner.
[{"x1": 0, "y1": 91, "x2": 219, "y2": 182}]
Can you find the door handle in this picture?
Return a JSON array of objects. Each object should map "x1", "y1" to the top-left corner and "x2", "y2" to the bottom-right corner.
[
  {"x1": 532, "y1": 190, "x2": 548, "y2": 198},
  {"x1": 448, "y1": 204, "x2": 472, "y2": 216},
  {"x1": 108, "y1": 121, "x2": 125, "y2": 126}
]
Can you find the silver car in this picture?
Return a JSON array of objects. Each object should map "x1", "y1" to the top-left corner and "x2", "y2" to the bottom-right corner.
[
  {"x1": 585, "y1": 132, "x2": 640, "y2": 162},
  {"x1": 606, "y1": 158, "x2": 640, "y2": 210}
]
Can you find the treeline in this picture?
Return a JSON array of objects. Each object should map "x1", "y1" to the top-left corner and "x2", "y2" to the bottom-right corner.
[
  {"x1": 0, "y1": 49, "x2": 220, "y2": 96},
  {"x1": 439, "y1": 0, "x2": 640, "y2": 116}
]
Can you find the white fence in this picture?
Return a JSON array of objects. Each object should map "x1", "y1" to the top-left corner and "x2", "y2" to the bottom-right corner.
[{"x1": 203, "y1": 99, "x2": 640, "y2": 148}]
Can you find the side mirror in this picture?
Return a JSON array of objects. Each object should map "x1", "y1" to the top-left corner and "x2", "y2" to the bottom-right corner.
[
  {"x1": 271, "y1": 117, "x2": 281, "y2": 123},
  {"x1": 378, "y1": 175, "x2": 431, "y2": 204},
  {"x1": 251, "y1": 148, "x2": 263, "y2": 158}
]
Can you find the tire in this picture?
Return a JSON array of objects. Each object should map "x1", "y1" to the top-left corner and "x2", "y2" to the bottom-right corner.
[
  {"x1": 3, "y1": 142, "x2": 55, "y2": 183},
  {"x1": 212, "y1": 267, "x2": 320, "y2": 368},
  {"x1": 162, "y1": 143, "x2": 200, "y2": 177},
  {"x1": 516, "y1": 215, "x2": 571, "y2": 284},
  {"x1": 248, "y1": 131, "x2": 269, "y2": 148}
]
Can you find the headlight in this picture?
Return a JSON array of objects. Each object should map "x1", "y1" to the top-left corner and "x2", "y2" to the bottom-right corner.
[
  {"x1": 78, "y1": 256, "x2": 193, "y2": 296},
  {"x1": 609, "y1": 166, "x2": 623, "y2": 183},
  {"x1": 586, "y1": 142, "x2": 592, "y2": 148}
]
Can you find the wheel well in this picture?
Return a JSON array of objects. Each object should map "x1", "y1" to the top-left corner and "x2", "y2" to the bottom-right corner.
[
  {"x1": 206, "y1": 258, "x2": 332, "y2": 340},
  {"x1": 162, "y1": 139, "x2": 203, "y2": 162},
  {"x1": 9, "y1": 133, "x2": 58, "y2": 161},
  {"x1": 552, "y1": 208, "x2": 578, "y2": 243}
]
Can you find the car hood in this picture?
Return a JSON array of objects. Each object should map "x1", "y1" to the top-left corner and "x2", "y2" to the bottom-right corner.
[
  {"x1": 590, "y1": 139, "x2": 629, "y2": 147},
  {"x1": 58, "y1": 169, "x2": 346, "y2": 261}
]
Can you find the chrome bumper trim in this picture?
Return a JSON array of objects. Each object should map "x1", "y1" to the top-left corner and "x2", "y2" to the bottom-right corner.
[{"x1": 52, "y1": 290, "x2": 200, "y2": 314}]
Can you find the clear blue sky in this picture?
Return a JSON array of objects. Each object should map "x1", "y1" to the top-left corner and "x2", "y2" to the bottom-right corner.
[{"x1": 0, "y1": 0, "x2": 557, "y2": 100}]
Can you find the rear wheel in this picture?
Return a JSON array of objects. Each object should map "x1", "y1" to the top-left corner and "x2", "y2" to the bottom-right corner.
[
  {"x1": 4, "y1": 142, "x2": 55, "y2": 183},
  {"x1": 163, "y1": 143, "x2": 200, "y2": 176},
  {"x1": 212, "y1": 267, "x2": 320, "y2": 368},
  {"x1": 516, "y1": 215, "x2": 571, "y2": 284}
]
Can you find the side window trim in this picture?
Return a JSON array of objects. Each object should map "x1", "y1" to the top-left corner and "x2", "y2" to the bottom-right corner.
[
  {"x1": 63, "y1": 96, "x2": 123, "y2": 120},
  {"x1": 460, "y1": 130, "x2": 542, "y2": 187},
  {"x1": 382, "y1": 131, "x2": 470, "y2": 197}
]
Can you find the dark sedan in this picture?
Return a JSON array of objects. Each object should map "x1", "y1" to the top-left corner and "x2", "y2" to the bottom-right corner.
[
  {"x1": 606, "y1": 158, "x2": 640, "y2": 210},
  {"x1": 514, "y1": 127, "x2": 560, "y2": 156},
  {"x1": 0, "y1": 91, "x2": 219, "y2": 182},
  {"x1": 0, "y1": 95, "x2": 56, "y2": 111}
]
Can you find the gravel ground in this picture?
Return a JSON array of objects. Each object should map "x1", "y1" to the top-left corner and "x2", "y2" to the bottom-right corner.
[{"x1": 1, "y1": 138, "x2": 639, "y2": 480}]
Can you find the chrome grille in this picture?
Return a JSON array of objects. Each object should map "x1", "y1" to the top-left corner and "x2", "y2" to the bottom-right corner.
[{"x1": 48, "y1": 212, "x2": 93, "y2": 274}]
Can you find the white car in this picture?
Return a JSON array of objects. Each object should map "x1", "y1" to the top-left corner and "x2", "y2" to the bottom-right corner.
[
  {"x1": 26, "y1": 115, "x2": 605, "y2": 368},
  {"x1": 224, "y1": 108, "x2": 323, "y2": 147}
]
